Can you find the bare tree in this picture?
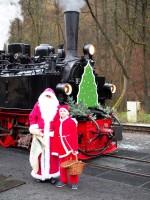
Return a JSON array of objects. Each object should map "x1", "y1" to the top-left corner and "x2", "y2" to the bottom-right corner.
[
  {"x1": 141, "y1": 0, "x2": 150, "y2": 112},
  {"x1": 8, "y1": 0, "x2": 150, "y2": 112}
]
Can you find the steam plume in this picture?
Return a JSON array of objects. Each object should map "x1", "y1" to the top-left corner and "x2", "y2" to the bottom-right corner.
[
  {"x1": 0, "y1": 0, "x2": 23, "y2": 50},
  {"x1": 57, "y1": 0, "x2": 86, "y2": 12}
]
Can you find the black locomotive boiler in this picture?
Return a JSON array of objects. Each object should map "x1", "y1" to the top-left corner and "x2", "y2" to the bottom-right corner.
[{"x1": 0, "y1": 11, "x2": 122, "y2": 160}]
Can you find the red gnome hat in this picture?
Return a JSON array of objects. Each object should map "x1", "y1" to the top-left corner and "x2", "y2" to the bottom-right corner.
[{"x1": 59, "y1": 104, "x2": 70, "y2": 115}]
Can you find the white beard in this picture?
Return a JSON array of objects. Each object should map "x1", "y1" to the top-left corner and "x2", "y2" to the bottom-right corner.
[{"x1": 39, "y1": 95, "x2": 59, "y2": 123}]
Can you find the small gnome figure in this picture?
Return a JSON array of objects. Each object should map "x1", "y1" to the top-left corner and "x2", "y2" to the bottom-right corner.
[{"x1": 52, "y1": 105, "x2": 79, "y2": 190}]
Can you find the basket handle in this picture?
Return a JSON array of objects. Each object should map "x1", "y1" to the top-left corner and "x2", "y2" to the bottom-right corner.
[
  {"x1": 75, "y1": 154, "x2": 78, "y2": 161},
  {"x1": 71, "y1": 152, "x2": 78, "y2": 161}
]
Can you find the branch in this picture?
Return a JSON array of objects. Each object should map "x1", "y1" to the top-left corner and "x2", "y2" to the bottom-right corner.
[
  {"x1": 117, "y1": 23, "x2": 145, "y2": 45},
  {"x1": 85, "y1": 0, "x2": 129, "y2": 79}
]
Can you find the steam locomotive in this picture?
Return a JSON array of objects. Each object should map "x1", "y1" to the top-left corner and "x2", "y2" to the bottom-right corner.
[{"x1": 0, "y1": 11, "x2": 122, "y2": 160}]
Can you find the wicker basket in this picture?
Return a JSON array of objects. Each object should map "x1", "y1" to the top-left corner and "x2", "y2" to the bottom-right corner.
[
  {"x1": 67, "y1": 160, "x2": 85, "y2": 175},
  {"x1": 61, "y1": 159, "x2": 86, "y2": 176},
  {"x1": 60, "y1": 160, "x2": 77, "y2": 168}
]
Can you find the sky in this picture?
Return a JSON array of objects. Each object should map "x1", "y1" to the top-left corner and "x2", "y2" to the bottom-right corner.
[
  {"x1": 0, "y1": 0, "x2": 22, "y2": 50},
  {"x1": 0, "y1": 0, "x2": 86, "y2": 50}
]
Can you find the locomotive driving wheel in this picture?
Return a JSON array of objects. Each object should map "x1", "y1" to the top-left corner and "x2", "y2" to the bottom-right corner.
[
  {"x1": 0, "y1": 117, "x2": 16, "y2": 147},
  {"x1": 78, "y1": 115, "x2": 117, "y2": 159},
  {"x1": 0, "y1": 109, "x2": 30, "y2": 148}
]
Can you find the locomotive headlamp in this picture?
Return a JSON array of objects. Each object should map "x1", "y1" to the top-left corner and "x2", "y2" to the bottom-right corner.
[
  {"x1": 104, "y1": 83, "x2": 116, "y2": 94},
  {"x1": 83, "y1": 44, "x2": 95, "y2": 56},
  {"x1": 56, "y1": 83, "x2": 72, "y2": 95},
  {"x1": 110, "y1": 84, "x2": 116, "y2": 94}
]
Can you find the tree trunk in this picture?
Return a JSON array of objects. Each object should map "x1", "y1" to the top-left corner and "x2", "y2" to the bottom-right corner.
[{"x1": 141, "y1": 0, "x2": 150, "y2": 112}]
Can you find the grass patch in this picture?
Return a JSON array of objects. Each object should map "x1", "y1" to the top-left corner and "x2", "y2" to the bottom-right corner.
[{"x1": 116, "y1": 111, "x2": 150, "y2": 124}]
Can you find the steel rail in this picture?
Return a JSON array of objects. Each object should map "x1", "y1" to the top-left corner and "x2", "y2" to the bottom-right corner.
[
  {"x1": 87, "y1": 162, "x2": 150, "y2": 178},
  {"x1": 105, "y1": 154, "x2": 150, "y2": 164},
  {"x1": 123, "y1": 124, "x2": 150, "y2": 134}
]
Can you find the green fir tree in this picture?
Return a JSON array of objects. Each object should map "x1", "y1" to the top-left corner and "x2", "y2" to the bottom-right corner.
[
  {"x1": 77, "y1": 61, "x2": 99, "y2": 108},
  {"x1": 67, "y1": 96, "x2": 91, "y2": 117}
]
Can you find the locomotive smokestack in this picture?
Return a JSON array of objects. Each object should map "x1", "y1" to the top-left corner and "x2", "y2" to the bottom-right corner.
[{"x1": 64, "y1": 11, "x2": 79, "y2": 59}]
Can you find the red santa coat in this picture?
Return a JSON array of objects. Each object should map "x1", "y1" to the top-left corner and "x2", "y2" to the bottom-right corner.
[
  {"x1": 52, "y1": 116, "x2": 78, "y2": 158},
  {"x1": 29, "y1": 102, "x2": 60, "y2": 181}
]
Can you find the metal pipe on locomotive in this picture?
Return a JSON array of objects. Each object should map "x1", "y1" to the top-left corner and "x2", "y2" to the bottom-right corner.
[{"x1": 0, "y1": 11, "x2": 122, "y2": 160}]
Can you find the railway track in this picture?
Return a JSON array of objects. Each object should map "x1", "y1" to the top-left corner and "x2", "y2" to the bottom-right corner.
[
  {"x1": 87, "y1": 162, "x2": 150, "y2": 178},
  {"x1": 85, "y1": 151, "x2": 150, "y2": 179},
  {"x1": 105, "y1": 153, "x2": 150, "y2": 164},
  {"x1": 122, "y1": 123, "x2": 150, "y2": 134}
]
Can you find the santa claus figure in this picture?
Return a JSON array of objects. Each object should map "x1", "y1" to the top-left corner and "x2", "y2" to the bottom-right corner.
[
  {"x1": 29, "y1": 88, "x2": 60, "y2": 181},
  {"x1": 52, "y1": 105, "x2": 79, "y2": 190}
]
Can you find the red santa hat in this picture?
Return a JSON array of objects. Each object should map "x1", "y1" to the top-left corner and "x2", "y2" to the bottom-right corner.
[
  {"x1": 58, "y1": 104, "x2": 70, "y2": 114},
  {"x1": 42, "y1": 88, "x2": 56, "y2": 98}
]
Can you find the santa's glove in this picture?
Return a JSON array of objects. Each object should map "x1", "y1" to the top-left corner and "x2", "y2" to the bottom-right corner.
[{"x1": 29, "y1": 128, "x2": 43, "y2": 136}]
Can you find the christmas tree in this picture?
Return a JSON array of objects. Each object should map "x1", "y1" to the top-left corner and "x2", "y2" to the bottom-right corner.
[{"x1": 77, "y1": 61, "x2": 99, "y2": 108}]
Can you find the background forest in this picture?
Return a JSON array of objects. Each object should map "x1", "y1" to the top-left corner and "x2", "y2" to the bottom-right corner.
[{"x1": 8, "y1": 0, "x2": 150, "y2": 114}]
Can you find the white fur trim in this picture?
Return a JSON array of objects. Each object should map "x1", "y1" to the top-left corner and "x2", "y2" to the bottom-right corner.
[
  {"x1": 31, "y1": 170, "x2": 60, "y2": 180},
  {"x1": 72, "y1": 118, "x2": 78, "y2": 125},
  {"x1": 59, "y1": 121, "x2": 73, "y2": 158},
  {"x1": 37, "y1": 134, "x2": 60, "y2": 180},
  {"x1": 36, "y1": 124, "x2": 58, "y2": 180},
  {"x1": 48, "y1": 131, "x2": 54, "y2": 137},
  {"x1": 59, "y1": 151, "x2": 72, "y2": 158},
  {"x1": 59, "y1": 122, "x2": 68, "y2": 153},
  {"x1": 43, "y1": 130, "x2": 50, "y2": 178},
  {"x1": 52, "y1": 152, "x2": 59, "y2": 156},
  {"x1": 29, "y1": 124, "x2": 39, "y2": 131}
]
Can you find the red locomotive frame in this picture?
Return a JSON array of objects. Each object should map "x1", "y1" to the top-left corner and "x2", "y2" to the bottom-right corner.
[{"x1": 0, "y1": 108, "x2": 118, "y2": 160}]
